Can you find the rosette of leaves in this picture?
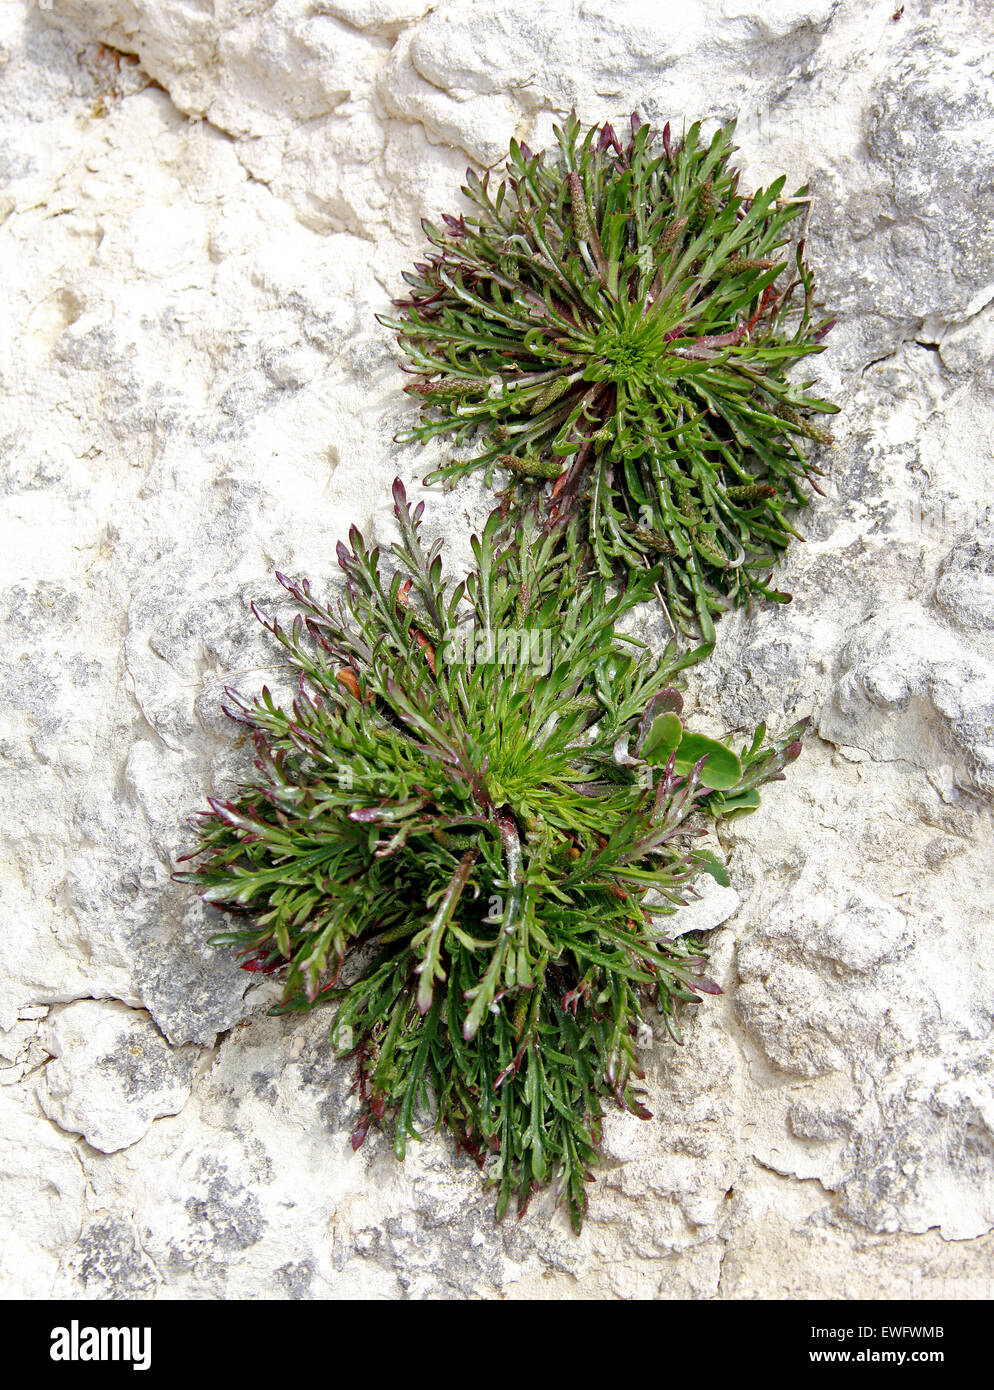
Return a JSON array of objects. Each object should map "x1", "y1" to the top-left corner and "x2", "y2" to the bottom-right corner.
[
  {"x1": 384, "y1": 112, "x2": 838, "y2": 645},
  {"x1": 177, "y1": 483, "x2": 806, "y2": 1231}
]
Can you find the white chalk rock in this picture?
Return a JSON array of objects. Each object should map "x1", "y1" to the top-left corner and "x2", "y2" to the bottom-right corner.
[
  {"x1": 0, "y1": 0, "x2": 990, "y2": 1300},
  {"x1": 37, "y1": 1000, "x2": 200, "y2": 1153}
]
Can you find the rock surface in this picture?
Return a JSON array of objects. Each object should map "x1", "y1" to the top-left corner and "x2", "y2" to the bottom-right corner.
[
  {"x1": 1, "y1": 0, "x2": 993, "y2": 1298},
  {"x1": 37, "y1": 999, "x2": 201, "y2": 1153}
]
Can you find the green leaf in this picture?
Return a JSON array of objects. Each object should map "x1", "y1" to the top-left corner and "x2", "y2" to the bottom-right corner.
[
  {"x1": 640, "y1": 711, "x2": 683, "y2": 765},
  {"x1": 697, "y1": 853, "x2": 731, "y2": 888},
  {"x1": 673, "y1": 732, "x2": 742, "y2": 789},
  {"x1": 716, "y1": 788, "x2": 762, "y2": 817}
]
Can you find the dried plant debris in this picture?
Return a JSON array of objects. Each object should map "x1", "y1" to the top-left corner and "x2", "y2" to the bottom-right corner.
[
  {"x1": 385, "y1": 113, "x2": 838, "y2": 646},
  {"x1": 178, "y1": 483, "x2": 806, "y2": 1230}
]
